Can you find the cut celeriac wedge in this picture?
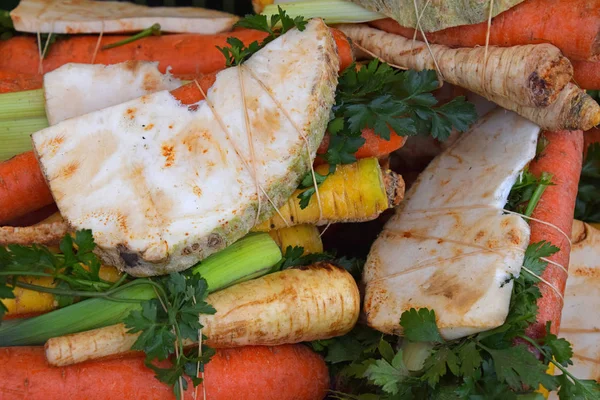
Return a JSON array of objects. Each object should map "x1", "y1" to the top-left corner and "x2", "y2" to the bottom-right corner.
[
  {"x1": 548, "y1": 221, "x2": 600, "y2": 396},
  {"x1": 44, "y1": 61, "x2": 182, "y2": 125},
  {"x1": 363, "y1": 109, "x2": 540, "y2": 340},
  {"x1": 11, "y1": 0, "x2": 238, "y2": 34},
  {"x1": 32, "y1": 19, "x2": 339, "y2": 277}
]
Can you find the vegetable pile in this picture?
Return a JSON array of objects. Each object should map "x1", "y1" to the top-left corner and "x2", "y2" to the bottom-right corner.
[{"x1": 0, "y1": 0, "x2": 599, "y2": 399}]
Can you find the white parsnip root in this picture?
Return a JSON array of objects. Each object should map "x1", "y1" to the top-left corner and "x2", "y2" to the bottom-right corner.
[
  {"x1": 45, "y1": 263, "x2": 360, "y2": 367},
  {"x1": 338, "y1": 24, "x2": 600, "y2": 131}
]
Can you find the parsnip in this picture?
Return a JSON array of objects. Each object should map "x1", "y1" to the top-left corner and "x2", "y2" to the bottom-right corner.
[
  {"x1": 253, "y1": 158, "x2": 405, "y2": 231},
  {"x1": 269, "y1": 225, "x2": 324, "y2": 254},
  {"x1": 45, "y1": 264, "x2": 360, "y2": 367},
  {"x1": 338, "y1": 24, "x2": 573, "y2": 109}
]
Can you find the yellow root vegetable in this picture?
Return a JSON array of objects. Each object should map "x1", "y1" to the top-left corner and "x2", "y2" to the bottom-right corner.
[
  {"x1": 269, "y1": 224, "x2": 324, "y2": 254},
  {"x1": 2, "y1": 266, "x2": 122, "y2": 318},
  {"x1": 0, "y1": 213, "x2": 68, "y2": 246},
  {"x1": 254, "y1": 157, "x2": 405, "y2": 231},
  {"x1": 338, "y1": 24, "x2": 573, "y2": 109},
  {"x1": 45, "y1": 263, "x2": 360, "y2": 367}
]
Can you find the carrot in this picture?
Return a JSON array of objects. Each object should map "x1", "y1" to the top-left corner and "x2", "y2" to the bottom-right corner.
[
  {"x1": 0, "y1": 28, "x2": 353, "y2": 80},
  {"x1": 572, "y1": 60, "x2": 600, "y2": 90},
  {"x1": 0, "y1": 345, "x2": 329, "y2": 400},
  {"x1": 0, "y1": 71, "x2": 43, "y2": 94},
  {"x1": 370, "y1": 0, "x2": 600, "y2": 62},
  {"x1": 0, "y1": 151, "x2": 54, "y2": 225},
  {"x1": 316, "y1": 128, "x2": 407, "y2": 164},
  {"x1": 525, "y1": 130, "x2": 584, "y2": 338}
]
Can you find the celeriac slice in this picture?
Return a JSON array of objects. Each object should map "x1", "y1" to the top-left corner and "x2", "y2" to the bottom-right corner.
[
  {"x1": 44, "y1": 61, "x2": 182, "y2": 125},
  {"x1": 11, "y1": 0, "x2": 238, "y2": 34},
  {"x1": 32, "y1": 19, "x2": 338, "y2": 277},
  {"x1": 364, "y1": 109, "x2": 540, "y2": 340},
  {"x1": 548, "y1": 221, "x2": 600, "y2": 394}
]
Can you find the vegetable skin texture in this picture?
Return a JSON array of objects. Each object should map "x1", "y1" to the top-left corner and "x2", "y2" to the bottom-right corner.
[
  {"x1": 268, "y1": 224, "x2": 324, "y2": 254},
  {"x1": 525, "y1": 130, "x2": 584, "y2": 338},
  {"x1": 338, "y1": 23, "x2": 573, "y2": 108},
  {"x1": 370, "y1": 0, "x2": 600, "y2": 61},
  {"x1": 0, "y1": 70, "x2": 43, "y2": 93},
  {"x1": 0, "y1": 345, "x2": 330, "y2": 400},
  {"x1": 253, "y1": 157, "x2": 404, "y2": 231},
  {"x1": 45, "y1": 263, "x2": 360, "y2": 367},
  {"x1": 32, "y1": 19, "x2": 339, "y2": 277},
  {"x1": 572, "y1": 60, "x2": 600, "y2": 90},
  {"x1": 0, "y1": 151, "x2": 54, "y2": 225},
  {"x1": 0, "y1": 30, "x2": 269, "y2": 78}
]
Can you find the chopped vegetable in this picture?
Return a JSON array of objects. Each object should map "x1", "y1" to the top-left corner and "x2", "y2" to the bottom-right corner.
[
  {"x1": 45, "y1": 262, "x2": 360, "y2": 367},
  {"x1": 253, "y1": 158, "x2": 404, "y2": 231},
  {"x1": 525, "y1": 130, "x2": 584, "y2": 338},
  {"x1": 0, "y1": 151, "x2": 54, "y2": 225},
  {"x1": 261, "y1": 1, "x2": 385, "y2": 24},
  {"x1": 0, "y1": 233, "x2": 281, "y2": 346},
  {"x1": 0, "y1": 87, "x2": 45, "y2": 120},
  {"x1": 370, "y1": 0, "x2": 600, "y2": 62},
  {"x1": 0, "y1": 117, "x2": 48, "y2": 161},
  {"x1": 363, "y1": 109, "x2": 540, "y2": 338},
  {"x1": 11, "y1": 0, "x2": 239, "y2": 34},
  {"x1": 268, "y1": 225, "x2": 324, "y2": 255},
  {"x1": 32, "y1": 19, "x2": 338, "y2": 277},
  {"x1": 0, "y1": 345, "x2": 330, "y2": 400},
  {"x1": 338, "y1": 24, "x2": 574, "y2": 109}
]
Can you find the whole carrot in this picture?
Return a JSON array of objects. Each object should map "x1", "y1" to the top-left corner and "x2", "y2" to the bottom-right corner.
[
  {"x1": 0, "y1": 345, "x2": 329, "y2": 400},
  {"x1": 572, "y1": 60, "x2": 600, "y2": 90},
  {"x1": 370, "y1": 0, "x2": 600, "y2": 62},
  {"x1": 0, "y1": 152, "x2": 54, "y2": 225},
  {"x1": 525, "y1": 130, "x2": 584, "y2": 338},
  {"x1": 0, "y1": 28, "x2": 353, "y2": 80}
]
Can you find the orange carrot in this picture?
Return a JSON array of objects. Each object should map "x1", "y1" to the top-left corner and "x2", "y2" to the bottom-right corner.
[
  {"x1": 0, "y1": 28, "x2": 353, "y2": 80},
  {"x1": 330, "y1": 28, "x2": 353, "y2": 72},
  {"x1": 572, "y1": 60, "x2": 600, "y2": 90},
  {"x1": 0, "y1": 345, "x2": 329, "y2": 400},
  {"x1": 316, "y1": 128, "x2": 407, "y2": 165},
  {"x1": 370, "y1": 0, "x2": 600, "y2": 62},
  {"x1": 0, "y1": 152, "x2": 54, "y2": 225},
  {"x1": 525, "y1": 130, "x2": 584, "y2": 338},
  {"x1": 0, "y1": 71, "x2": 43, "y2": 93}
]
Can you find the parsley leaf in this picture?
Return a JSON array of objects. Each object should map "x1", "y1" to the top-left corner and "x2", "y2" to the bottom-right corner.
[
  {"x1": 364, "y1": 351, "x2": 410, "y2": 395},
  {"x1": 297, "y1": 168, "x2": 332, "y2": 209},
  {"x1": 540, "y1": 322, "x2": 573, "y2": 368},
  {"x1": 557, "y1": 374, "x2": 600, "y2": 400},
  {"x1": 400, "y1": 308, "x2": 444, "y2": 343},
  {"x1": 506, "y1": 169, "x2": 554, "y2": 216},
  {"x1": 575, "y1": 143, "x2": 600, "y2": 223},
  {"x1": 421, "y1": 347, "x2": 460, "y2": 386}
]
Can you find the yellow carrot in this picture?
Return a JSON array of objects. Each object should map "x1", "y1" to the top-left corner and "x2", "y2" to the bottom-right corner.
[{"x1": 268, "y1": 225, "x2": 324, "y2": 254}]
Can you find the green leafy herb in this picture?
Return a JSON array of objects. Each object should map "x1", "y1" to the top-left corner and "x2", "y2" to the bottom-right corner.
[
  {"x1": 102, "y1": 23, "x2": 161, "y2": 50},
  {"x1": 507, "y1": 169, "x2": 554, "y2": 216},
  {"x1": 297, "y1": 168, "x2": 333, "y2": 209},
  {"x1": 0, "y1": 9, "x2": 14, "y2": 40},
  {"x1": 276, "y1": 246, "x2": 365, "y2": 280},
  {"x1": 319, "y1": 242, "x2": 599, "y2": 399},
  {"x1": 125, "y1": 272, "x2": 216, "y2": 399},
  {"x1": 575, "y1": 143, "x2": 600, "y2": 222},
  {"x1": 218, "y1": 7, "x2": 306, "y2": 67}
]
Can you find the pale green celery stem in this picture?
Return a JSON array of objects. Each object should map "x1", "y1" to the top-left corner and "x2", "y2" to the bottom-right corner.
[
  {"x1": 401, "y1": 340, "x2": 434, "y2": 371},
  {"x1": 0, "y1": 116, "x2": 50, "y2": 161},
  {"x1": 0, "y1": 89, "x2": 46, "y2": 120},
  {"x1": 0, "y1": 233, "x2": 282, "y2": 346},
  {"x1": 262, "y1": 1, "x2": 385, "y2": 24}
]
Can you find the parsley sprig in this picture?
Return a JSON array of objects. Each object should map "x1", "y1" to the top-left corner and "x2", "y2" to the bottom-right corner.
[
  {"x1": 276, "y1": 245, "x2": 364, "y2": 280},
  {"x1": 507, "y1": 169, "x2": 554, "y2": 217},
  {"x1": 313, "y1": 242, "x2": 600, "y2": 399},
  {"x1": 124, "y1": 272, "x2": 215, "y2": 399},
  {"x1": 217, "y1": 7, "x2": 307, "y2": 67},
  {"x1": 575, "y1": 143, "x2": 600, "y2": 222}
]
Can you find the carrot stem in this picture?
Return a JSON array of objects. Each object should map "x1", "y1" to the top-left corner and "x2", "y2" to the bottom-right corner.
[{"x1": 101, "y1": 23, "x2": 162, "y2": 50}]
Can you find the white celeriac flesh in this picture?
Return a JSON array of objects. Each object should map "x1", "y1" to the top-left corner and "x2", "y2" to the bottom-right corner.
[
  {"x1": 32, "y1": 19, "x2": 339, "y2": 276},
  {"x1": 363, "y1": 109, "x2": 540, "y2": 340}
]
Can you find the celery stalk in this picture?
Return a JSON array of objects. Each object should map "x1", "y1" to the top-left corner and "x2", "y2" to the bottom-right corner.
[
  {"x1": 0, "y1": 116, "x2": 49, "y2": 161},
  {"x1": 0, "y1": 89, "x2": 46, "y2": 120},
  {"x1": 0, "y1": 233, "x2": 282, "y2": 346},
  {"x1": 262, "y1": 1, "x2": 384, "y2": 24}
]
